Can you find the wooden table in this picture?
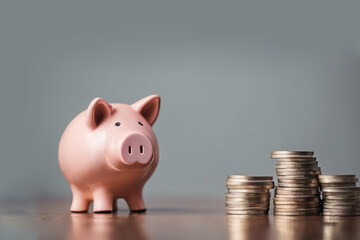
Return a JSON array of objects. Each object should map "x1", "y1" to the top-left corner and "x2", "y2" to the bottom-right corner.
[{"x1": 0, "y1": 197, "x2": 359, "y2": 240}]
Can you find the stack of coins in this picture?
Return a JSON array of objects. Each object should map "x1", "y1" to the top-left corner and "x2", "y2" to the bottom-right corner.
[
  {"x1": 225, "y1": 175, "x2": 274, "y2": 215},
  {"x1": 318, "y1": 175, "x2": 360, "y2": 216},
  {"x1": 271, "y1": 151, "x2": 321, "y2": 216}
]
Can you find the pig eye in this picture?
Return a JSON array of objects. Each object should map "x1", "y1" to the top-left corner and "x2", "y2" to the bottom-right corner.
[
  {"x1": 138, "y1": 121, "x2": 143, "y2": 126},
  {"x1": 115, "y1": 122, "x2": 121, "y2": 126}
]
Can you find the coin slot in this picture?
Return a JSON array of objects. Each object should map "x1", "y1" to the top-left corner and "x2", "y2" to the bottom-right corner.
[
  {"x1": 140, "y1": 145, "x2": 143, "y2": 154},
  {"x1": 128, "y1": 146, "x2": 132, "y2": 155}
]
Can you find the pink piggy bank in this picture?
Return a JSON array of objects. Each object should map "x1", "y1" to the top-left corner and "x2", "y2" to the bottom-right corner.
[{"x1": 58, "y1": 95, "x2": 160, "y2": 213}]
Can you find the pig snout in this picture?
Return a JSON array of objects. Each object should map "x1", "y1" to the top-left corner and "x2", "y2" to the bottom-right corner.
[{"x1": 120, "y1": 132, "x2": 153, "y2": 164}]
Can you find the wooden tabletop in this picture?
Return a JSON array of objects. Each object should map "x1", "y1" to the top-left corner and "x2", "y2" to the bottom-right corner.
[{"x1": 0, "y1": 197, "x2": 359, "y2": 240}]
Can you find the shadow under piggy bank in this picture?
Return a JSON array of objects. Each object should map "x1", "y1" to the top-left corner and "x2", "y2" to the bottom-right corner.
[{"x1": 67, "y1": 212, "x2": 148, "y2": 240}]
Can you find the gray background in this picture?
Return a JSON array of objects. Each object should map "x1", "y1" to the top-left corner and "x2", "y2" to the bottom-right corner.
[{"x1": 0, "y1": 0, "x2": 359, "y2": 201}]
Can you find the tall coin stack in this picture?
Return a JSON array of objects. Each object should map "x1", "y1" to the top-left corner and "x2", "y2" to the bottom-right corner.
[
  {"x1": 318, "y1": 175, "x2": 360, "y2": 216},
  {"x1": 225, "y1": 175, "x2": 274, "y2": 215},
  {"x1": 271, "y1": 151, "x2": 321, "y2": 216}
]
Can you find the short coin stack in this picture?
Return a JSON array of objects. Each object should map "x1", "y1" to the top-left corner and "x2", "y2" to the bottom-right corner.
[
  {"x1": 319, "y1": 175, "x2": 360, "y2": 216},
  {"x1": 225, "y1": 175, "x2": 274, "y2": 215},
  {"x1": 271, "y1": 151, "x2": 321, "y2": 216}
]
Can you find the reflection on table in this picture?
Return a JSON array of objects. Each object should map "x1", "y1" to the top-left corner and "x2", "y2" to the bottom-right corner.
[
  {"x1": 67, "y1": 213, "x2": 147, "y2": 240},
  {"x1": 322, "y1": 216, "x2": 360, "y2": 240},
  {"x1": 227, "y1": 214, "x2": 360, "y2": 240},
  {"x1": 274, "y1": 216, "x2": 322, "y2": 240},
  {"x1": 227, "y1": 215, "x2": 272, "y2": 240}
]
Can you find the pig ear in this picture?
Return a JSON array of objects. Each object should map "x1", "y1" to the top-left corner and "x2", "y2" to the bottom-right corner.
[
  {"x1": 132, "y1": 95, "x2": 161, "y2": 126},
  {"x1": 86, "y1": 97, "x2": 112, "y2": 129}
]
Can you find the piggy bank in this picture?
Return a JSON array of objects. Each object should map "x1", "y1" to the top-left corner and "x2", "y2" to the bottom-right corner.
[{"x1": 58, "y1": 95, "x2": 160, "y2": 213}]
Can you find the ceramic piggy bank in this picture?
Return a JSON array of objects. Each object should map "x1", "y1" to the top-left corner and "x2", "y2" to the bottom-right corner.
[{"x1": 58, "y1": 95, "x2": 160, "y2": 213}]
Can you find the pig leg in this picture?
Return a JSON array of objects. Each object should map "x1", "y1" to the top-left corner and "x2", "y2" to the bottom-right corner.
[
  {"x1": 93, "y1": 189, "x2": 114, "y2": 213},
  {"x1": 113, "y1": 199, "x2": 118, "y2": 212},
  {"x1": 125, "y1": 190, "x2": 146, "y2": 212},
  {"x1": 70, "y1": 186, "x2": 91, "y2": 213}
]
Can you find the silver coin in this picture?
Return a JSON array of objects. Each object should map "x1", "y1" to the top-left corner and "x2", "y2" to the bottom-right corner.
[
  {"x1": 226, "y1": 206, "x2": 269, "y2": 211},
  {"x1": 274, "y1": 201, "x2": 319, "y2": 205},
  {"x1": 322, "y1": 209, "x2": 360, "y2": 214},
  {"x1": 278, "y1": 183, "x2": 319, "y2": 188},
  {"x1": 278, "y1": 179, "x2": 318, "y2": 184},
  {"x1": 225, "y1": 192, "x2": 271, "y2": 197},
  {"x1": 225, "y1": 200, "x2": 270, "y2": 205},
  {"x1": 322, "y1": 187, "x2": 360, "y2": 193},
  {"x1": 274, "y1": 197, "x2": 320, "y2": 202},
  {"x1": 276, "y1": 165, "x2": 319, "y2": 170},
  {"x1": 226, "y1": 184, "x2": 274, "y2": 190},
  {"x1": 276, "y1": 161, "x2": 318, "y2": 166},
  {"x1": 274, "y1": 209, "x2": 321, "y2": 214},
  {"x1": 278, "y1": 175, "x2": 318, "y2": 179},
  {"x1": 276, "y1": 186, "x2": 318, "y2": 189},
  {"x1": 225, "y1": 194, "x2": 271, "y2": 198},
  {"x1": 277, "y1": 174, "x2": 321, "y2": 177},
  {"x1": 274, "y1": 212, "x2": 320, "y2": 216},
  {"x1": 272, "y1": 155, "x2": 315, "y2": 159},
  {"x1": 225, "y1": 205, "x2": 269, "y2": 210},
  {"x1": 276, "y1": 167, "x2": 321, "y2": 172},
  {"x1": 318, "y1": 174, "x2": 356, "y2": 179},
  {"x1": 275, "y1": 213, "x2": 320, "y2": 216},
  {"x1": 322, "y1": 205, "x2": 360, "y2": 210},
  {"x1": 322, "y1": 212, "x2": 360, "y2": 216},
  {"x1": 324, "y1": 195, "x2": 360, "y2": 200},
  {"x1": 324, "y1": 203, "x2": 360, "y2": 207},
  {"x1": 276, "y1": 172, "x2": 321, "y2": 176},
  {"x1": 277, "y1": 175, "x2": 319, "y2": 179},
  {"x1": 322, "y1": 207, "x2": 360, "y2": 211},
  {"x1": 276, "y1": 187, "x2": 319, "y2": 195},
  {"x1": 276, "y1": 163, "x2": 319, "y2": 167},
  {"x1": 274, "y1": 210, "x2": 320, "y2": 214},
  {"x1": 227, "y1": 188, "x2": 271, "y2": 193},
  {"x1": 274, "y1": 199, "x2": 320, "y2": 204},
  {"x1": 276, "y1": 164, "x2": 319, "y2": 169},
  {"x1": 225, "y1": 197, "x2": 271, "y2": 202},
  {"x1": 277, "y1": 166, "x2": 319, "y2": 171},
  {"x1": 320, "y1": 182, "x2": 357, "y2": 187},
  {"x1": 277, "y1": 157, "x2": 317, "y2": 161},
  {"x1": 323, "y1": 199, "x2": 360, "y2": 205},
  {"x1": 226, "y1": 198, "x2": 270, "y2": 203},
  {"x1": 274, "y1": 199, "x2": 319, "y2": 203},
  {"x1": 274, "y1": 206, "x2": 320, "y2": 211},
  {"x1": 275, "y1": 193, "x2": 320, "y2": 198},
  {"x1": 226, "y1": 180, "x2": 274, "y2": 185},
  {"x1": 226, "y1": 210, "x2": 268, "y2": 215},
  {"x1": 277, "y1": 158, "x2": 317, "y2": 163},
  {"x1": 276, "y1": 167, "x2": 321, "y2": 171},
  {"x1": 226, "y1": 184, "x2": 274, "y2": 188},
  {"x1": 276, "y1": 170, "x2": 321, "y2": 177},
  {"x1": 226, "y1": 202, "x2": 269, "y2": 207},
  {"x1": 225, "y1": 194, "x2": 271, "y2": 199},
  {"x1": 278, "y1": 183, "x2": 319, "y2": 187},
  {"x1": 318, "y1": 177, "x2": 358, "y2": 184},
  {"x1": 274, "y1": 196, "x2": 320, "y2": 201},
  {"x1": 321, "y1": 192, "x2": 356, "y2": 197},
  {"x1": 228, "y1": 175, "x2": 273, "y2": 180},
  {"x1": 271, "y1": 151, "x2": 314, "y2": 156},
  {"x1": 274, "y1": 204, "x2": 320, "y2": 209}
]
